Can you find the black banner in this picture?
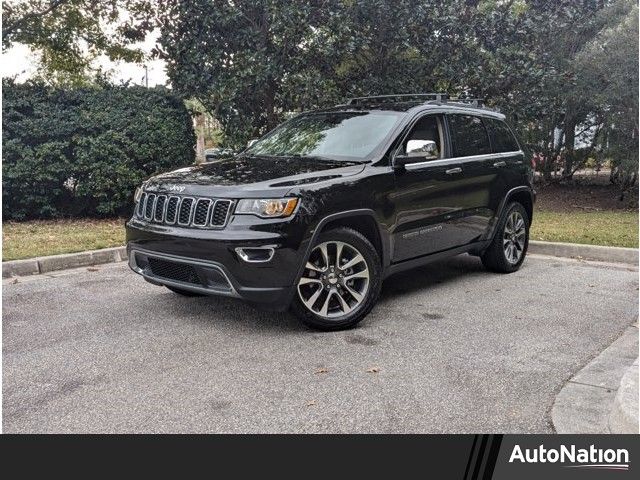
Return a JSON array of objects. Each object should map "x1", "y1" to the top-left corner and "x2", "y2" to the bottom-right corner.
[{"x1": 0, "y1": 434, "x2": 638, "y2": 478}]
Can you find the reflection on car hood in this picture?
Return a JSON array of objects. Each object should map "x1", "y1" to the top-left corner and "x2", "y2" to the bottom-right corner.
[{"x1": 147, "y1": 155, "x2": 365, "y2": 191}]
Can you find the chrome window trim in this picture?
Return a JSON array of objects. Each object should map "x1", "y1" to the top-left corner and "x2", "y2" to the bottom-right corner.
[{"x1": 403, "y1": 150, "x2": 524, "y2": 171}]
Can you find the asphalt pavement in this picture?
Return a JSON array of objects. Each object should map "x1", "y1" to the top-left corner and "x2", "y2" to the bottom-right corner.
[{"x1": 3, "y1": 254, "x2": 638, "y2": 433}]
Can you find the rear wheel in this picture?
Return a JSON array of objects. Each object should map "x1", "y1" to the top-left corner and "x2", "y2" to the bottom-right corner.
[
  {"x1": 166, "y1": 285, "x2": 204, "y2": 297},
  {"x1": 291, "y1": 227, "x2": 382, "y2": 331},
  {"x1": 481, "y1": 202, "x2": 529, "y2": 273}
]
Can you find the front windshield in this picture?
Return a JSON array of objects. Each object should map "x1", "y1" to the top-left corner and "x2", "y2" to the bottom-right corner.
[{"x1": 245, "y1": 111, "x2": 403, "y2": 161}]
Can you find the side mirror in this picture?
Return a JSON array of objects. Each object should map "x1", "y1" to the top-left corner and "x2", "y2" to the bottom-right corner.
[
  {"x1": 247, "y1": 139, "x2": 258, "y2": 148},
  {"x1": 395, "y1": 139, "x2": 439, "y2": 168}
]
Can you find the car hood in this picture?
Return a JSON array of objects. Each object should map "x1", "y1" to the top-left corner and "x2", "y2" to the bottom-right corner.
[{"x1": 145, "y1": 155, "x2": 366, "y2": 197}]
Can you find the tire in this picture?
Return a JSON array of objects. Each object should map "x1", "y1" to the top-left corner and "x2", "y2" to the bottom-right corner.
[
  {"x1": 166, "y1": 285, "x2": 205, "y2": 297},
  {"x1": 290, "y1": 227, "x2": 382, "y2": 331},
  {"x1": 481, "y1": 201, "x2": 530, "y2": 273}
]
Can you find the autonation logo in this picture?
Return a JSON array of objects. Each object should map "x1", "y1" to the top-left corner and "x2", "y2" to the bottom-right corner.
[{"x1": 509, "y1": 444, "x2": 630, "y2": 471}]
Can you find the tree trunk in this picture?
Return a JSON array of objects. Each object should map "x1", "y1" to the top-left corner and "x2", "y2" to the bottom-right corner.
[
  {"x1": 563, "y1": 117, "x2": 576, "y2": 180},
  {"x1": 195, "y1": 113, "x2": 205, "y2": 164}
]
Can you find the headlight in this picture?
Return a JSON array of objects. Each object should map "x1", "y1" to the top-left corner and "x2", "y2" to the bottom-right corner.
[
  {"x1": 134, "y1": 186, "x2": 143, "y2": 203},
  {"x1": 235, "y1": 198, "x2": 299, "y2": 218}
]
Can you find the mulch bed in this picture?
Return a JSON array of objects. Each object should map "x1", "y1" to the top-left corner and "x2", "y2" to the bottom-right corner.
[{"x1": 534, "y1": 178, "x2": 638, "y2": 213}]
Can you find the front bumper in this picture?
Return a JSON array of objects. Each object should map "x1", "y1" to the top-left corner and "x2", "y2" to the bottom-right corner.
[{"x1": 126, "y1": 218, "x2": 308, "y2": 310}]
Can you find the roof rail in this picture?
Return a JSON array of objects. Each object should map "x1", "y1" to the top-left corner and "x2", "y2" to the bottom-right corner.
[
  {"x1": 347, "y1": 93, "x2": 449, "y2": 105},
  {"x1": 446, "y1": 97, "x2": 485, "y2": 108},
  {"x1": 345, "y1": 93, "x2": 487, "y2": 109}
]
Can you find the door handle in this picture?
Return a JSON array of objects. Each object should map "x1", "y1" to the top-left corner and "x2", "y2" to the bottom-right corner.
[
  {"x1": 493, "y1": 161, "x2": 507, "y2": 168},
  {"x1": 445, "y1": 167, "x2": 462, "y2": 175}
]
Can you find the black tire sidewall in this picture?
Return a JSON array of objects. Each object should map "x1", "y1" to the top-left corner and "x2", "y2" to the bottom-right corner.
[
  {"x1": 291, "y1": 227, "x2": 382, "y2": 331},
  {"x1": 484, "y1": 202, "x2": 530, "y2": 272}
]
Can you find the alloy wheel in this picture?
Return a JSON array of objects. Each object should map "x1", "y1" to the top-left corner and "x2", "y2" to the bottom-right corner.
[
  {"x1": 503, "y1": 210, "x2": 526, "y2": 264},
  {"x1": 297, "y1": 241, "x2": 370, "y2": 318}
]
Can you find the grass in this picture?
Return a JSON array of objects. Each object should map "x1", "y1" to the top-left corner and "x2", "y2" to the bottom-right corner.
[
  {"x1": 531, "y1": 210, "x2": 639, "y2": 248},
  {"x1": 2, "y1": 209, "x2": 638, "y2": 261},
  {"x1": 2, "y1": 218, "x2": 126, "y2": 261}
]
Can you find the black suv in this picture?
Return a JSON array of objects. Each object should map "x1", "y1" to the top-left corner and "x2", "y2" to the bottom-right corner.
[{"x1": 126, "y1": 93, "x2": 534, "y2": 330}]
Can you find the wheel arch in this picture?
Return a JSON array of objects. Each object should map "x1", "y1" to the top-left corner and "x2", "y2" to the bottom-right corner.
[
  {"x1": 294, "y1": 209, "x2": 390, "y2": 287},
  {"x1": 486, "y1": 186, "x2": 535, "y2": 242},
  {"x1": 319, "y1": 213, "x2": 386, "y2": 263}
]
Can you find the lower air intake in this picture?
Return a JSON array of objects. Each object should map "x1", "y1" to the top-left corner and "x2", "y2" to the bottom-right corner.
[{"x1": 148, "y1": 257, "x2": 200, "y2": 285}]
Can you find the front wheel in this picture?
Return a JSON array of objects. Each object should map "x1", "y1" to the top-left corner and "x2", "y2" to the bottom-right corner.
[
  {"x1": 290, "y1": 227, "x2": 382, "y2": 331},
  {"x1": 481, "y1": 202, "x2": 530, "y2": 273}
]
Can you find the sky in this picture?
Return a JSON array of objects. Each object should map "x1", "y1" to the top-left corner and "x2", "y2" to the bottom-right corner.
[{"x1": 1, "y1": 30, "x2": 169, "y2": 87}]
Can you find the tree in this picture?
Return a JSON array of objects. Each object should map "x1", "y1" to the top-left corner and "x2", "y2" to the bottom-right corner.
[
  {"x1": 573, "y1": 1, "x2": 639, "y2": 193},
  {"x1": 2, "y1": 0, "x2": 154, "y2": 85},
  {"x1": 156, "y1": 0, "x2": 339, "y2": 148},
  {"x1": 7, "y1": 0, "x2": 638, "y2": 186},
  {"x1": 156, "y1": 0, "x2": 626, "y2": 153},
  {"x1": 458, "y1": 0, "x2": 626, "y2": 181}
]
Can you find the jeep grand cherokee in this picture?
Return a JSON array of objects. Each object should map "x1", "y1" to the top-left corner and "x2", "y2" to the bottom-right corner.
[{"x1": 126, "y1": 93, "x2": 534, "y2": 330}]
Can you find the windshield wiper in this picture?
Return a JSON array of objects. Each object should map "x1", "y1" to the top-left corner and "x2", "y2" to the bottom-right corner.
[
  {"x1": 243, "y1": 152, "x2": 364, "y2": 163},
  {"x1": 285, "y1": 153, "x2": 367, "y2": 163}
]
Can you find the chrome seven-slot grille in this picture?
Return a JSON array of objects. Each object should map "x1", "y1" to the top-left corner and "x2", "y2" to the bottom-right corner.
[{"x1": 136, "y1": 192, "x2": 232, "y2": 229}]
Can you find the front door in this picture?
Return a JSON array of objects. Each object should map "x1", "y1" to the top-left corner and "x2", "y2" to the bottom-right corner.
[{"x1": 391, "y1": 113, "x2": 478, "y2": 262}]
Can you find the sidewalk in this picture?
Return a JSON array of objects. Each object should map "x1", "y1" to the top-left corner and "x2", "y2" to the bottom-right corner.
[{"x1": 551, "y1": 322, "x2": 639, "y2": 433}]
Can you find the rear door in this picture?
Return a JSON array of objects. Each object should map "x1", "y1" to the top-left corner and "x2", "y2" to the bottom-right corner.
[
  {"x1": 445, "y1": 113, "x2": 503, "y2": 241},
  {"x1": 484, "y1": 117, "x2": 526, "y2": 195}
]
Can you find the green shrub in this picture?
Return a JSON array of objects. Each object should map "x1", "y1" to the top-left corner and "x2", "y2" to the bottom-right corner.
[{"x1": 2, "y1": 80, "x2": 195, "y2": 220}]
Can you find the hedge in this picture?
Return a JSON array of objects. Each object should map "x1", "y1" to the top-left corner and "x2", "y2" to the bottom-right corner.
[{"x1": 2, "y1": 81, "x2": 196, "y2": 220}]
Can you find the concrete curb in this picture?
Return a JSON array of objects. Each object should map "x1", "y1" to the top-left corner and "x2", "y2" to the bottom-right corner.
[
  {"x1": 2, "y1": 246, "x2": 127, "y2": 278},
  {"x1": 551, "y1": 323, "x2": 639, "y2": 434},
  {"x1": 2, "y1": 240, "x2": 637, "y2": 278},
  {"x1": 609, "y1": 359, "x2": 639, "y2": 433},
  {"x1": 529, "y1": 240, "x2": 638, "y2": 265}
]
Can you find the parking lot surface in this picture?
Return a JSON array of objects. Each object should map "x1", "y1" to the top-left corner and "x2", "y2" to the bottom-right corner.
[{"x1": 3, "y1": 254, "x2": 638, "y2": 433}]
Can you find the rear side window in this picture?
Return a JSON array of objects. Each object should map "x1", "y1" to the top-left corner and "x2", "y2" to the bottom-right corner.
[
  {"x1": 448, "y1": 114, "x2": 491, "y2": 157},
  {"x1": 486, "y1": 118, "x2": 520, "y2": 153}
]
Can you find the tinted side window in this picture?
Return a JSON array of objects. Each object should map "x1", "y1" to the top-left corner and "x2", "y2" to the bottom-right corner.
[
  {"x1": 403, "y1": 114, "x2": 442, "y2": 158},
  {"x1": 487, "y1": 118, "x2": 520, "y2": 153},
  {"x1": 448, "y1": 114, "x2": 491, "y2": 157}
]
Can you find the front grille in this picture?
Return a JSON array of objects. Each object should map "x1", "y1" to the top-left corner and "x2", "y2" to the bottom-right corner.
[
  {"x1": 166, "y1": 197, "x2": 179, "y2": 224},
  {"x1": 137, "y1": 193, "x2": 147, "y2": 217},
  {"x1": 148, "y1": 257, "x2": 200, "y2": 284},
  {"x1": 135, "y1": 191, "x2": 232, "y2": 229},
  {"x1": 154, "y1": 195, "x2": 166, "y2": 222},
  {"x1": 144, "y1": 193, "x2": 156, "y2": 220},
  {"x1": 211, "y1": 200, "x2": 232, "y2": 226},
  {"x1": 178, "y1": 198, "x2": 194, "y2": 225},
  {"x1": 193, "y1": 199, "x2": 211, "y2": 226}
]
